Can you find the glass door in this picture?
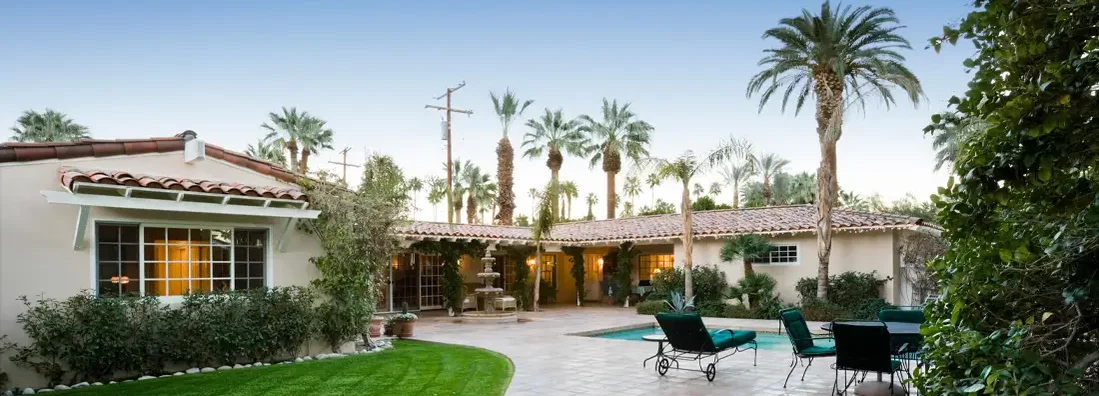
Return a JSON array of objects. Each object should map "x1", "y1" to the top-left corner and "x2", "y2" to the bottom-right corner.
[
  {"x1": 419, "y1": 254, "x2": 443, "y2": 309},
  {"x1": 391, "y1": 253, "x2": 420, "y2": 311}
]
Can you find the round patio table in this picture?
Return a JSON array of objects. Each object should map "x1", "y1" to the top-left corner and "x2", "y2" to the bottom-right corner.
[
  {"x1": 641, "y1": 333, "x2": 669, "y2": 371},
  {"x1": 820, "y1": 321, "x2": 921, "y2": 396}
]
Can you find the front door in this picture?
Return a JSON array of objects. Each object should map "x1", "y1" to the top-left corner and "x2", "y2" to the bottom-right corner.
[
  {"x1": 391, "y1": 253, "x2": 420, "y2": 311},
  {"x1": 583, "y1": 254, "x2": 603, "y2": 301},
  {"x1": 419, "y1": 254, "x2": 443, "y2": 309}
]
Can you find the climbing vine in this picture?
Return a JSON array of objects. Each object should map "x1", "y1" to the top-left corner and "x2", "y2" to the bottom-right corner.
[
  {"x1": 503, "y1": 245, "x2": 534, "y2": 310},
  {"x1": 563, "y1": 246, "x2": 585, "y2": 305},
  {"x1": 410, "y1": 241, "x2": 486, "y2": 316},
  {"x1": 614, "y1": 242, "x2": 639, "y2": 304}
]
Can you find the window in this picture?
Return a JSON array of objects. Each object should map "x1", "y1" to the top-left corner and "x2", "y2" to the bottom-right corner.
[
  {"x1": 756, "y1": 244, "x2": 799, "y2": 265},
  {"x1": 95, "y1": 223, "x2": 268, "y2": 297},
  {"x1": 640, "y1": 254, "x2": 674, "y2": 283},
  {"x1": 538, "y1": 255, "x2": 556, "y2": 287}
]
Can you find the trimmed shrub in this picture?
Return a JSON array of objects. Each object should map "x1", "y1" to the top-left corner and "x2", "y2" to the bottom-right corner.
[
  {"x1": 799, "y1": 300, "x2": 848, "y2": 322},
  {"x1": 695, "y1": 301, "x2": 729, "y2": 318},
  {"x1": 723, "y1": 304, "x2": 753, "y2": 318},
  {"x1": 635, "y1": 300, "x2": 670, "y2": 315},
  {"x1": 796, "y1": 271, "x2": 886, "y2": 311},
  {"x1": 851, "y1": 298, "x2": 895, "y2": 321},
  {"x1": 651, "y1": 265, "x2": 729, "y2": 304}
]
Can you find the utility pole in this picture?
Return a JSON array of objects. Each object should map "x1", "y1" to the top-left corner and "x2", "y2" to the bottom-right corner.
[
  {"x1": 327, "y1": 147, "x2": 361, "y2": 183},
  {"x1": 425, "y1": 81, "x2": 473, "y2": 224}
]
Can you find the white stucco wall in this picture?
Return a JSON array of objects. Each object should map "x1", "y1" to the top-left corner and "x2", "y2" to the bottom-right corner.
[
  {"x1": 0, "y1": 152, "x2": 323, "y2": 387},
  {"x1": 673, "y1": 230, "x2": 901, "y2": 305}
]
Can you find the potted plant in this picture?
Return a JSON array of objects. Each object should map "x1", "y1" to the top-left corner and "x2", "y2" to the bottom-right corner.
[
  {"x1": 383, "y1": 316, "x2": 395, "y2": 336},
  {"x1": 392, "y1": 302, "x2": 418, "y2": 338},
  {"x1": 369, "y1": 314, "x2": 384, "y2": 338}
]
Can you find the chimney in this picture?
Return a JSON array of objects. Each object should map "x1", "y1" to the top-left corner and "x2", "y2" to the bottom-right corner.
[
  {"x1": 179, "y1": 130, "x2": 198, "y2": 141},
  {"x1": 182, "y1": 130, "x2": 205, "y2": 163}
]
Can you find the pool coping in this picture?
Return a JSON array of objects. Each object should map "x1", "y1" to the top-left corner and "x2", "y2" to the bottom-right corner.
[{"x1": 568, "y1": 318, "x2": 831, "y2": 338}]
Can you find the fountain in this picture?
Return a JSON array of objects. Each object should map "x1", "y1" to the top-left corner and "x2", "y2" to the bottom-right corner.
[{"x1": 461, "y1": 251, "x2": 518, "y2": 323}]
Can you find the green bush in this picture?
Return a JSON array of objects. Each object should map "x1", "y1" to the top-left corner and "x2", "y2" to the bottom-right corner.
[
  {"x1": 799, "y1": 300, "x2": 848, "y2": 322},
  {"x1": 795, "y1": 271, "x2": 885, "y2": 311},
  {"x1": 651, "y1": 265, "x2": 729, "y2": 304},
  {"x1": 723, "y1": 304, "x2": 753, "y2": 318},
  {"x1": 10, "y1": 288, "x2": 317, "y2": 385},
  {"x1": 635, "y1": 300, "x2": 670, "y2": 315},
  {"x1": 537, "y1": 278, "x2": 557, "y2": 304},
  {"x1": 851, "y1": 298, "x2": 895, "y2": 321},
  {"x1": 695, "y1": 301, "x2": 728, "y2": 318},
  {"x1": 728, "y1": 272, "x2": 778, "y2": 309}
]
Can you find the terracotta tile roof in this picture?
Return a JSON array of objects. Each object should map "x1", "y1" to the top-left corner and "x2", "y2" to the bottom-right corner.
[
  {"x1": 397, "y1": 205, "x2": 930, "y2": 244},
  {"x1": 0, "y1": 131, "x2": 298, "y2": 185},
  {"x1": 59, "y1": 167, "x2": 308, "y2": 201}
]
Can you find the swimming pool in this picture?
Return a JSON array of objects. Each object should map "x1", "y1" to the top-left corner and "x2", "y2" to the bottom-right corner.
[{"x1": 590, "y1": 326, "x2": 834, "y2": 351}]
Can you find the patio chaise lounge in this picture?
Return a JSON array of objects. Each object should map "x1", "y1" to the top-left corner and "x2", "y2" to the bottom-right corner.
[{"x1": 653, "y1": 313, "x2": 758, "y2": 382}]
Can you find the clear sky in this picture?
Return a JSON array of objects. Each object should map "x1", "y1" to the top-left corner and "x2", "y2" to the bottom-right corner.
[{"x1": 1, "y1": 0, "x2": 975, "y2": 221}]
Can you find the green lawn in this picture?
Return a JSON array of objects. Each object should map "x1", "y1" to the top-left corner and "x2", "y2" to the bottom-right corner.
[{"x1": 66, "y1": 340, "x2": 512, "y2": 396}]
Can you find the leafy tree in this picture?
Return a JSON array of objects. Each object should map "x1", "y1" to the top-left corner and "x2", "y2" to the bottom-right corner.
[
  {"x1": 490, "y1": 89, "x2": 534, "y2": 225},
  {"x1": 708, "y1": 182, "x2": 722, "y2": 197},
  {"x1": 838, "y1": 190, "x2": 868, "y2": 211},
  {"x1": 515, "y1": 214, "x2": 530, "y2": 227},
  {"x1": 245, "y1": 136, "x2": 287, "y2": 167},
  {"x1": 692, "y1": 182, "x2": 705, "y2": 198},
  {"x1": 522, "y1": 109, "x2": 585, "y2": 220},
  {"x1": 584, "y1": 192, "x2": 598, "y2": 220},
  {"x1": 917, "y1": 2, "x2": 1099, "y2": 393},
  {"x1": 460, "y1": 164, "x2": 495, "y2": 224},
  {"x1": 787, "y1": 172, "x2": 817, "y2": 204},
  {"x1": 646, "y1": 173, "x2": 662, "y2": 206},
  {"x1": 624, "y1": 176, "x2": 642, "y2": 208},
  {"x1": 444, "y1": 159, "x2": 470, "y2": 223},
  {"x1": 638, "y1": 199, "x2": 677, "y2": 216},
  {"x1": 751, "y1": 152, "x2": 791, "y2": 205},
  {"x1": 9, "y1": 109, "x2": 90, "y2": 142},
  {"x1": 932, "y1": 111, "x2": 987, "y2": 172},
  {"x1": 297, "y1": 116, "x2": 334, "y2": 174},
  {"x1": 527, "y1": 187, "x2": 540, "y2": 219},
  {"x1": 407, "y1": 177, "x2": 424, "y2": 217},
  {"x1": 636, "y1": 139, "x2": 747, "y2": 300},
  {"x1": 747, "y1": 1, "x2": 923, "y2": 301},
  {"x1": 579, "y1": 99, "x2": 654, "y2": 219},
  {"x1": 622, "y1": 201, "x2": 635, "y2": 217},
  {"x1": 742, "y1": 171, "x2": 793, "y2": 207},
  {"x1": 426, "y1": 177, "x2": 447, "y2": 221},
  {"x1": 560, "y1": 181, "x2": 579, "y2": 220},
  {"x1": 262, "y1": 107, "x2": 310, "y2": 173},
  {"x1": 691, "y1": 196, "x2": 732, "y2": 211},
  {"x1": 719, "y1": 155, "x2": 756, "y2": 208},
  {"x1": 720, "y1": 234, "x2": 775, "y2": 278}
]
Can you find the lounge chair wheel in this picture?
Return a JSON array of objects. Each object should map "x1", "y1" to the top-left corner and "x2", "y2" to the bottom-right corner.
[
  {"x1": 657, "y1": 357, "x2": 670, "y2": 376},
  {"x1": 705, "y1": 363, "x2": 716, "y2": 382}
]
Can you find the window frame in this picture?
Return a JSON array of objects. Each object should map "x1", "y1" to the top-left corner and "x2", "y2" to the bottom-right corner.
[
  {"x1": 639, "y1": 254, "x2": 675, "y2": 283},
  {"x1": 754, "y1": 243, "x2": 800, "y2": 266},
  {"x1": 90, "y1": 219, "x2": 274, "y2": 302}
]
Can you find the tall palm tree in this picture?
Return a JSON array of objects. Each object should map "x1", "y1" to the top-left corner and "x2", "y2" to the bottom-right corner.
[
  {"x1": 427, "y1": 177, "x2": 447, "y2": 221},
  {"x1": 579, "y1": 99, "x2": 654, "y2": 219},
  {"x1": 788, "y1": 172, "x2": 817, "y2": 204},
  {"x1": 560, "y1": 181, "x2": 579, "y2": 219},
  {"x1": 528, "y1": 187, "x2": 540, "y2": 219},
  {"x1": 624, "y1": 176, "x2": 642, "y2": 208},
  {"x1": 245, "y1": 136, "x2": 287, "y2": 167},
  {"x1": 751, "y1": 153, "x2": 791, "y2": 206},
  {"x1": 747, "y1": 1, "x2": 923, "y2": 300},
  {"x1": 9, "y1": 109, "x2": 90, "y2": 142},
  {"x1": 262, "y1": 107, "x2": 310, "y2": 173},
  {"x1": 932, "y1": 112, "x2": 987, "y2": 172},
  {"x1": 692, "y1": 183, "x2": 705, "y2": 198},
  {"x1": 491, "y1": 90, "x2": 534, "y2": 226},
  {"x1": 408, "y1": 177, "x2": 424, "y2": 217},
  {"x1": 718, "y1": 149, "x2": 756, "y2": 209},
  {"x1": 445, "y1": 159, "x2": 470, "y2": 223},
  {"x1": 635, "y1": 139, "x2": 748, "y2": 299},
  {"x1": 584, "y1": 192, "x2": 599, "y2": 220},
  {"x1": 622, "y1": 202, "x2": 635, "y2": 217},
  {"x1": 522, "y1": 109, "x2": 586, "y2": 220},
  {"x1": 297, "y1": 116, "x2": 334, "y2": 174},
  {"x1": 460, "y1": 164, "x2": 496, "y2": 224},
  {"x1": 709, "y1": 182, "x2": 722, "y2": 197},
  {"x1": 531, "y1": 180, "x2": 560, "y2": 312},
  {"x1": 839, "y1": 190, "x2": 869, "y2": 211},
  {"x1": 646, "y1": 173, "x2": 662, "y2": 206}
]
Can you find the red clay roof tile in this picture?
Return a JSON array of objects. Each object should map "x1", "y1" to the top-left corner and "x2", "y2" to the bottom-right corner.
[{"x1": 58, "y1": 167, "x2": 308, "y2": 202}]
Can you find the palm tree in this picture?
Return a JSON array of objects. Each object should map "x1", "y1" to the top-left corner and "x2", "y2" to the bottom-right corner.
[
  {"x1": 839, "y1": 190, "x2": 869, "y2": 211},
  {"x1": 709, "y1": 182, "x2": 722, "y2": 197},
  {"x1": 579, "y1": 99, "x2": 654, "y2": 219},
  {"x1": 932, "y1": 112, "x2": 987, "y2": 171},
  {"x1": 561, "y1": 181, "x2": 579, "y2": 219},
  {"x1": 427, "y1": 177, "x2": 447, "y2": 221},
  {"x1": 245, "y1": 136, "x2": 287, "y2": 167},
  {"x1": 445, "y1": 159, "x2": 470, "y2": 223},
  {"x1": 522, "y1": 109, "x2": 586, "y2": 220},
  {"x1": 297, "y1": 116, "x2": 334, "y2": 174},
  {"x1": 624, "y1": 176, "x2": 642, "y2": 209},
  {"x1": 646, "y1": 173, "x2": 662, "y2": 206},
  {"x1": 262, "y1": 107, "x2": 311, "y2": 173},
  {"x1": 491, "y1": 90, "x2": 534, "y2": 226},
  {"x1": 584, "y1": 192, "x2": 599, "y2": 220},
  {"x1": 692, "y1": 183, "x2": 705, "y2": 198},
  {"x1": 788, "y1": 172, "x2": 817, "y2": 204},
  {"x1": 747, "y1": 2, "x2": 923, "y2": 301},
  {"x1": 751, "y1": 153, "x2": 791, "y2": 205},
  {"x1": 531, "y1": 180, "x2": 561, "y2": 312},
  {"x1": 460, "y1": 164, "x2": 495, "y2": 224},
  {"x1": 9, "y1": 109, "x2": 90, "y2": 142},
  {"x1": 719, "y1": 155, "x2": 756, "y2": 209},
  {"x1": 408, "y1": 177, "x2": 424, "y2": 217},
  {"x1": 528, "y1": 188, "x2": 540, "y2": 219},
  {"x1": 622, "y1": 202, "x2": 635, "y2": 217},
  {"x1": 636, "y1": 139, "x2": 748, "y2": 299}
]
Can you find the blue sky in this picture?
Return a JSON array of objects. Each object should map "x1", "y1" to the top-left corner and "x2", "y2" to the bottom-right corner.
[{"x1": 1, "y1": 0, "x2": 975, "y2": 221}]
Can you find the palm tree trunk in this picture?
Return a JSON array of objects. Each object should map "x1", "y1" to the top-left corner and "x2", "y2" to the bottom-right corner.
[
  {"x1": 763, "y1": 179, "x2": 772, "y2": 206},
  {"x1": 287, "y1": 141, "x2": 300, "y2": 173},
  {"x1": 566, "y1": 196, "x2": 573, "y2": 220},
  {"x1": 681, "y1": 182, "x2": 695, "y2": 300},
  {"x1": 733, "y1": 181, "x2": 740, "y2": 208},
  {"x1": 533, "y1": 245, "x2": 542, "y2": 311},
  {"x1": 550, "y1": 168, "x2": 560, "y2": 220},
  {"x1": 743, "y1": 260, "x2": 753, "y2": 277},
  {"x1": 454, "y1": 198, "x2": 463, "y2": 224},
  {"x1": 467, "y1": 195, "x2": 477, "y2": 225},
  {"x1": 496, "y1": 137, "x2": 515, "y2": 225},
  {"x1": 606, "y1": 171, "x2": 617, "y2": 219},
  {"x1": 813, "y1": 69, "x2": 844, "y2": 302},
  {"x1": 300, "y1": 149, "x2": 311, "y2": 174}
]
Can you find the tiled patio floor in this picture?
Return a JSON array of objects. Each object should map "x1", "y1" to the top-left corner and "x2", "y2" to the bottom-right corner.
[{"x1": 415, "y1": 305, "x2": 906, "y2": 396}]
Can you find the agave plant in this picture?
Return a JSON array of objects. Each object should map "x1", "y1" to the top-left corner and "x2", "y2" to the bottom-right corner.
[{"x1": 664, "y1": 291, "x2": 696, "y2": 314}]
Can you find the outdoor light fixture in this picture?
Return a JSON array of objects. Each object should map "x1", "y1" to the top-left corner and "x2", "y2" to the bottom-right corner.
[
  {"x1": 110, "y1": 276, "x2": 130, "y2": 284},
  {"x1": 527, "y1": 258, "x2": 535, "y2": 266},
  {"x1": 597, "y1": 258, "x2": 604, "y2": 269}
]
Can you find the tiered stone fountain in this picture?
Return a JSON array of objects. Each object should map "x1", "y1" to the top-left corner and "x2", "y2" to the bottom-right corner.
[{"x1": 460, "y1": 251, "x2": 518, "y2": 323}]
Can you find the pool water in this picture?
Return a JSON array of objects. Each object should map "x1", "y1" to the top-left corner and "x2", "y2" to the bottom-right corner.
[{"x1": 592, "y1": 326, "x2": 834, "y2": 351}]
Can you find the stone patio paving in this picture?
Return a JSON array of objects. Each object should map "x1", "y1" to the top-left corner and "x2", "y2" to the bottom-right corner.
[{"x1": 415, "y1": 305, "x2": 903, "y2": 396}]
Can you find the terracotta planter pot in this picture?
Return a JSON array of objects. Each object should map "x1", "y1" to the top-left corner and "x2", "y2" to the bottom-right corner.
[
  {"x1": 369, "y1": 317, "x2": 383, "y2": 338},
  {"x1": 394, "y1": 320, "x2": 416, "y2": 338}
]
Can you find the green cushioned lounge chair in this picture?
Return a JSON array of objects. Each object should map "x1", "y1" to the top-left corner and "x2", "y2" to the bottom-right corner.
[
  {"x1": 779, "y1": 308, "x2": 836, "y2": 388},
  {"x1": 654, "y1": 313, "x2": 758, "y2": 382}
]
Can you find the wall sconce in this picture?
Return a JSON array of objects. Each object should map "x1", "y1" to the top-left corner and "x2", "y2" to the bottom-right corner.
[
  {"x1": 110, "y1": 276, "x2": 130, "y2": 285},
  {"x1": 653, "y1": 268, "x2": 662, "y2": 275},
  {"x1": 597, "y1": 258, "x2": 604, "y2": 269},
  {"x1": 527, "y1": 258, "x2": 535, "y2": 267}
]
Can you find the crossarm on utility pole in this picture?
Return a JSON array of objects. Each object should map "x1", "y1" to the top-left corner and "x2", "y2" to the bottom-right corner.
[{"x1": 424, "y1": 105, "x2": 473, "y2": 115}]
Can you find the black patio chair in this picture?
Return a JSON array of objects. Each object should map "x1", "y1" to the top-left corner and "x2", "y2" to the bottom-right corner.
[
  {"x1": 653, "y1": 313, "x2": 757, "y2": 382},
  {"x1": 831, "y1": 321, "x2": 908, "y2": 395},
  {"x1": 778, "y1": 308, "x2": 836, "y2": 388}
]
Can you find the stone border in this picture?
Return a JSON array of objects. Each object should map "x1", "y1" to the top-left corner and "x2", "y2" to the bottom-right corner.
[{"x1": 6, "y1": 340, "x2": 396, "y2": 395}]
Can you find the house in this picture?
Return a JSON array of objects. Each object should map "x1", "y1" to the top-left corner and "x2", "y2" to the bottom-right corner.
[
  {"x1": 391, "y1": 207, "x2": 938, "y2": 311},
  {"x1": 0, "y1": 132, "x2": 325, "y2": 386}
]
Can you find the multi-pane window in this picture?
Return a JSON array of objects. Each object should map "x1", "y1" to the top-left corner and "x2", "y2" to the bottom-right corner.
[
  {"x1": 539, "y1": 255, "x2": 556, "y2": 287},
  {"x1": 756, "y1": 244, "x2": 798, "y2": 264},
  {"x1": 640, "y1": 254, "x2": 674, "y2": 282},
  {"x1": 96, "y1": 223, "x2": 268, "y2": 297}
]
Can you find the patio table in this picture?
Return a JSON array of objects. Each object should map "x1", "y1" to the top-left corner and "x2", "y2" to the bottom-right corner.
[
  {"x1": 640, "y1": 333, "x2": 669, "y2": 371},
  {"x1": 821, "y1": 321, "x2": 922, "y2": 396}
]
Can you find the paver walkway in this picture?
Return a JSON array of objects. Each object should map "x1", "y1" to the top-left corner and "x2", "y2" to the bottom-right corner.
[{"x1": 415, "y1": 305, "x2": 901, "y2": 396}]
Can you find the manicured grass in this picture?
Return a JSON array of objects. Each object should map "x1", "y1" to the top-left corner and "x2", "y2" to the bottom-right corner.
[{"x1": 66, "y1": 340, "x2": 512, "y2": 396}]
